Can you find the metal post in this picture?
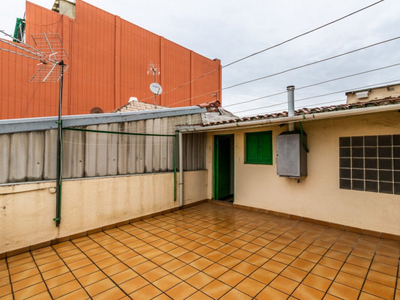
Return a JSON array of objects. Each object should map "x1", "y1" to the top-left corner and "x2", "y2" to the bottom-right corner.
[
  {"x1": 179, "y1": 132, "x2": 183, "y2": 207},
  {"x1": 55, "y1": 61, "x2": 64, "y2": 227},
  {"x1": 174, "y1": 131, "x2": 178, "y2": 202},
  {"x1": 154, "y1": 71, "x2": 157, "y2": 109},
  {"x1": 287, "y1": 85, "x2": 295, "y2": 131}
]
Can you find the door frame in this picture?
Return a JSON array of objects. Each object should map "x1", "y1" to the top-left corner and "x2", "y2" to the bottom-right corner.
[{"x1": 213, "y1": 134, "x2": 235, "y2": 200}]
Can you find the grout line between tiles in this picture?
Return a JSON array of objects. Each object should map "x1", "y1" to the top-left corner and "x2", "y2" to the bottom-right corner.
[
  {"x1": 29, "y1": 251, "x2": 54, "y2": 300},
  {"x1": 72, "y1": 236, "x2": 133, "y2": 299},
  {"x1": 392, "y1": 253, "x2": 400, "y2": 300},
  {"x1": 5, "y1": 255, "x2": 15, "y2": 300},
  {"x1": 49, "y1": 245, "x2": 92, "y2": 299}
]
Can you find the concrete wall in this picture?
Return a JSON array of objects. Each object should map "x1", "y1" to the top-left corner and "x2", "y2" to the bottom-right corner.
[
  {"x1": 206, "y1": 111, "x2": 400, "y2": 235},
  {"x1": 0, "y1": 170, "x2": 208, "y2": 254},
  {"x1": 346, "y1": 84, "x2": 400, "y2": 104}
]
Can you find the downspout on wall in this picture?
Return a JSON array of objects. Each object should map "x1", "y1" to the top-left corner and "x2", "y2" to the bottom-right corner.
[
  {"x1": 287, "y1": 85, "x2": 295, "y2": 131},
  {"x1": 179, "y1": 132, "x2": 184, "y2": 207}
]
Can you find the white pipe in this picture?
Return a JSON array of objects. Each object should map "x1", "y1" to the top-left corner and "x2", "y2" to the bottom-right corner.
[
  {"x1": 179, "y1": 103, "x2": 400, "y2": 133},
  {"x1": 287, "y1": 85, "x2": 295, "y2": 131},
  {"x1": 179, "y1": 132, "x2": 183, "y2": 207}
]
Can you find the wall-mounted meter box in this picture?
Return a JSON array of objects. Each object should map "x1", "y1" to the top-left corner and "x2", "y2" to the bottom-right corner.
[{"x1": 276, "y1": 131, "x2": 307, "y2": 178}]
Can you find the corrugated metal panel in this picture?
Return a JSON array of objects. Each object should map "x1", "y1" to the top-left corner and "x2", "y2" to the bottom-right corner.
[{"x1": 0, "y1": 115, "x2": 206, "y2": 184}]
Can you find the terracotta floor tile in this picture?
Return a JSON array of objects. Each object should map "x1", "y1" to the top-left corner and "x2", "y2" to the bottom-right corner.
[
  {"x1": 230, "y1": 249, "x2": 252, "y2": 260},
  {"x1": 270, "y1": 275, "x2": 299, "y2": 295},
  {"x1": 328, "y1": 282, "x2": 360, "y2": 300},
  {"x1": 218, "y1": 245, "x2": 238, "y2": 255},
  {"x1": 166, "y1": 282, "x2": 196, "y2": 300},
  {"x1": 45, "y1": 272, "x2": 75, "y2": 289},
  {"x1": 292, "y1": 283, "x2": 326, "y2": 300},
  {"x1": 318, "y1": 257, "x2": 343, "y2": 270},
  {"x1": 190, "y1": 257, "x2": 214, "y2": 271},
  {"x1": 281, "y1": 266, "x2": 308, "y2": 282},
  {"x1": 178, "y1": 252, "x2": 200, "y2": 264},
  {"x1": 50, "y1": 280, "x2": 82, "y2": 298},
  {"x1": 89, "y1": 252, "x2": 111, "y2": 263},
  {"x1": 341, "y1": 262, "x2": 368, "y2": 278},
  {"x1": 281, "y1": 246, "x2": 303, "y2": 257},
  {"x1": 201, "y1": 279, "x2": 231, "y2": 299},
  {"x1": 203, "y1": 263, "x2": 229, "y2": 278},
  {"x1": 10, "y1": 267, "x2": 40, "y2": 283},
  {"x1": 129, "y1": 284, "x2": 161, "y2": 300},
  {"x1": 141, "y1": 267, "x2": 168, "y2": 282},
  {"x1": 299, "y1": 251, "x2": 322, "y2": 264},
  {"x1": 217, "y1": 256, "x2": 241, "y2": 269},
  {"x1": 182, "y1": 241, "x2": 202, "y2": 251},
  {"x1": 307, "y1": 245, "x2": 327, "y2": 255},
  {"x1": 85, "y1": 278, "x2": 116, "y2": 297},
  {"x1": 193, "y1": 246, "x2": 214, "y2": 256},
  {"x1": 204, "y1": 250, "x2": 226, "y2": 262},
  {"x1": 33, "y1": 254, "x2": 60, "y2": 267},
  {"x1": 162, "y1": 259, "x2": 185, "y2": 272},
  {"x1": 13, "y1": 282, "x2": 47, "y2": 300},
  {"x1": 72, "y1": 264, "x2": 99, "y2": 278},
  {"x1": 228, "y1": 239, "x2": 248, "y2": 248},
  {"x1": 173, "y1": 265, "x2": 198, "y2": 280},
  {"x1": 335, "y1": 271, "x2": 364, "y2": 290},
  {"x1": 56, "y1": 288, "x2": 90, "y2": 300},
  {"x1": 347, "y1": 255, "x2": 371, "y2": 268},
  {"x1": 132, "y1": 261, "x2": 157, "y2": 274},
  {"x1": 220, "y1": 288, "x2": 252, "y2": 300},
  {"x1": 303, "y1": 273, "x2": 331, "y2": 292},
  {"x1": 111, "y1": 269, "x2": 138, "y2": 285},
  {"x1": 236, "y1": 277, "x2": 265, "y2": 297},
  {"x1": 0, "y1": 285, "x2": 12, "y2": 297},
  {"x1": 367, "y1": 269, "x2": 396, "y2": 287},
  {"x1": 63, "y1": 253, "x2": 87, "y2": 265},
  {"x1": 370, "y1": 261, "x2": 397, "y2": 276},
  {"x1": 291, "y1": 258, "x2": 315, "y2": 272},
  {"x1": 0, "y1": 276, "x2": 10, "y2": 287},
  {"x1": 150, "y1": 253, "x2": 174, "y2": 266},
  {"x1": 8, "y1": 257, "x2": 33, "y2": 269},
  {"x1": 96, "y1": 257, "x2": 120, "y2": 269},
  {"x1": 218, "y1": 270, "x2": 246, "y2": 287},
  {"x1": 262, "y1": 259, "x2": 286, "y2": 274},
  {"x1": 186, "y1": 272, "x2": 214, "y2": 289},
  {"x1": 358, "y1": 291, "x2": 386, "y2": 300},
  {"x1": 42, "y1": 265, "x2": 70, "y2": 280},
  {"x1": 233, "y1": 261, "x2": 258, "y2": 276},
  {"x1": 78, "y1": 270, "x2": 107, "y2": 287},
  {"x1": 8, "y1": 262, "x2": 37, "y2": 275},
  {"x1": 153, "y1": 274, "x2": 182, "y2": 291},
  {"x1": 26, "y1": 291, "x2": 52, "y2": 300},
  {"x1": 274, "y1": 252, "x2": 296, "y2": 264},
  {"x1": 256, "y1": 247, "x2": 278, "y2": 258},
  {"x1": 323, "y1": 294, "x2": 342, "y2": 300},
  {"x1": 362, "y1": 280, "x2": 395, "y2": 299},
  {"x1": 255, "y1": 286, "x2": 288, "y2": 300},
  {"x1": 290, "y1": 241, "x2": 309, "y2": 250}
]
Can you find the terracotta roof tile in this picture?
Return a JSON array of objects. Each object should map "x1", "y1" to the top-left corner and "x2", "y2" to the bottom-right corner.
[{"x1": 205, "y1": 96, "x2": 400, "y2": 126}]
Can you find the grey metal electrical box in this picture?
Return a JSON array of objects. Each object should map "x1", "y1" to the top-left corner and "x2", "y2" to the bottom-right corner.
[{"x1": 276, "y1": 131, "x2": 307, "y2": 178}]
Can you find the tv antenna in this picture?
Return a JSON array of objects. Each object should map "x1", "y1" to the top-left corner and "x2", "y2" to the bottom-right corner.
[
  {"x1": 0, "y1": 31, "x2": 69, "y2": 227},
  {"x1": 147, "y1": 61, "x2": 161, "y2": 108}
]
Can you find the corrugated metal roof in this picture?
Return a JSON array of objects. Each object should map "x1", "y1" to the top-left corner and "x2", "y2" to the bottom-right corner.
[{"x1": 206, "y1": 96, "x2": 400, "y2": 126}]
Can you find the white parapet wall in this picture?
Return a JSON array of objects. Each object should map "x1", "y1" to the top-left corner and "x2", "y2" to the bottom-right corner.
[{"x1": 0, "y1": 170, "x2": 208, "y2": 254}]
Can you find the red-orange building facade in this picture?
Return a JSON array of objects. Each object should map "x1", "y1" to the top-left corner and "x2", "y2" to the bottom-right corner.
[{"x1": 0, "y1": 0, "x2": 222, "y2": 119}]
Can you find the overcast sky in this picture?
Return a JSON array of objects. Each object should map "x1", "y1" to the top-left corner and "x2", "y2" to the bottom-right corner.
[{"x1": 2, "y1": 0, "x2": 400, "y2": 116}]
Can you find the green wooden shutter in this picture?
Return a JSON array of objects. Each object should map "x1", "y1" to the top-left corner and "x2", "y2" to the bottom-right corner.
[
  {"x1": 246, "y1": 133, "x2": 258, "y2": 162},
  {"x1": 245, "y1": 131, "x2": 273, "y2": 164},
  {"x1": 259, "y1": 131, "x2": 272, "y2": 164}
]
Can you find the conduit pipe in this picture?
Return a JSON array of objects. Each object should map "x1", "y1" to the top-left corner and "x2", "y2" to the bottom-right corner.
[
  {"x1": 179, "y1": 132, "x2": 184, "y2": 208},
  {"x1": 287, "y1": 85, "x2": 295, "y2": 131},
  {"x1": 179, "y1": 103, "x2": 400, "y2": 133}
]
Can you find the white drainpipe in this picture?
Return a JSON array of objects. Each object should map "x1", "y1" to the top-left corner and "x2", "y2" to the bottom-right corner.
[
  {"x1": 179, "y1": 132, "x2": 184, "y2": 207},
  {"x1": 179, "y1": 103, "x2": 400, "y2": 133},
  {"x1": 287, "y1": 85, "x2": 295, "y2": 131}
]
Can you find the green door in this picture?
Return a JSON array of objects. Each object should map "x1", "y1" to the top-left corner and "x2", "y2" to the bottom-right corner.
[{"x1": 214, "y1": 135, "x2": 234, "y2": 200}]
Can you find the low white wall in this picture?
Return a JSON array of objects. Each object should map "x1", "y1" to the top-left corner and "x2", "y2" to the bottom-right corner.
[
  {"x1": 0, "y1": 170, "x2": 208, "y2": 254},
  {"x1": 207, "y1": 111, "x2": 400, "y2": 236}
]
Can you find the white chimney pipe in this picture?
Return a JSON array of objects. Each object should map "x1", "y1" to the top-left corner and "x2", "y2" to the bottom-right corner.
[{"x1": 287, "y1": 85, "x2": 295, "y2": 131}]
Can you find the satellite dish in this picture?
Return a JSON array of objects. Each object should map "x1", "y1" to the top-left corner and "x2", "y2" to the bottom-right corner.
[{"x1": 150, "y1": 82, "x2": 162, "y2": 95}]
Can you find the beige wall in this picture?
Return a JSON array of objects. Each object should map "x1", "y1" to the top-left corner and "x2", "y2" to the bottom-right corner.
[
  {"x1": 207, "y1": 111, "x2": 400, "y2": 235},
  {"x1": 0, "y1": 170, "x2": 208, "y2": 254},
  {"x1": 346, "y1": 84, "x2": 400, "y2": 104}
]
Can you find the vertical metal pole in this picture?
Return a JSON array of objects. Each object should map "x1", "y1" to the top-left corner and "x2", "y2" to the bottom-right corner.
[
  {"x1": 55, "y1": 61, "x2": 64, "y2": 227},
  {"x1": 154, "y1": 70, "x2": 157, "y2": 109},
  {"x1": 179, "y1": 132, "x2": 183, "y2": 208},
  {"x1": 174, "y1": 131, "x2": 177, "y2": 202},
  {"x1": 287, "y1": 85, "x2": 295, "y2": 131}
]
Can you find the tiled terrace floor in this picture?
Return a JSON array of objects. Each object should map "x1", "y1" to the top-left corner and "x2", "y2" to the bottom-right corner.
[{"x1": 1, "y1": 202, "x2": 400, "y2": 300}]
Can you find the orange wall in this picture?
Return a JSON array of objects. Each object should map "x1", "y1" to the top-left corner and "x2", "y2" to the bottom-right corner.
[{"x1": 0, "y1": 0, "x2": 221, "y2": 119}]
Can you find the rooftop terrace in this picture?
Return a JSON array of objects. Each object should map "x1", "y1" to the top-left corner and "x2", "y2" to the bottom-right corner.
[{"x1": 1, "y1": 202, "x2": 399, "y2": 299}]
